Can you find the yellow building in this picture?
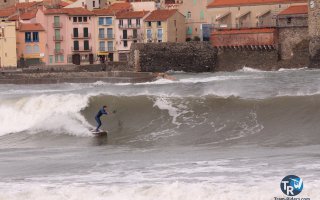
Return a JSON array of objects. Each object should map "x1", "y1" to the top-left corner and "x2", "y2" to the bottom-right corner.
[
  {"x1": 144, "y1": 9, "x2": 186, "y2": 43},
  {"x1": 207, "y1": 0, "x2": 306, "y2": 29},
  {"x1": 0, "y1": 22, "x2": 17, "y2": 68}
]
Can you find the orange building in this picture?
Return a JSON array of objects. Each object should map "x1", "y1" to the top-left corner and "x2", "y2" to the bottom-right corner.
[{"x1": 17, "y1": 23, "x2": 47, "y2": 66}]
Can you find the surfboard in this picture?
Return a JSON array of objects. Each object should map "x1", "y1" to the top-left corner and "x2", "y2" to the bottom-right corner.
[{"x1": 91, "y1": 129, "x2": 108, "y2": 136}]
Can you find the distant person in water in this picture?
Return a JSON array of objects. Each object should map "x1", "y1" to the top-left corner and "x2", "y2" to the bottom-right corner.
[{"x1": 95, "y1": 105, "x2": 108, "y2": 132}]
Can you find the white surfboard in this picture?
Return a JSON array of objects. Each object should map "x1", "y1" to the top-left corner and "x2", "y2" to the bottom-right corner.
[{"x1": 91, "y1": 129, "x2": 108, "y2": 136}]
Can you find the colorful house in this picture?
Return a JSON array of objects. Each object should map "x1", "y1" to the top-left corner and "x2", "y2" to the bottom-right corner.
[
  {"x1": 115, "y1": 10, "x2": 149, "y2": 61},
  {"x1": 17, "y1": 23, "x2": 46, "y2": 66},
  {"x1": 144, "y1": 9, "x2": 186, "y2": 43},
  {"x1": 93, "y1": 2, "x2": 131, "y2": 62},
  {"x1": 43, "y1": 7, "x2": 95, "y2": 65},
  {"x1": 0, "y1": 21, "x2": 17, "y2": 68}
]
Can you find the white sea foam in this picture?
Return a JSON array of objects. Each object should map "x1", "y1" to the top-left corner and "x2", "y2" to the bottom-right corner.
[
  {"x1": 0, "y1": 181, "x2": 319, "y2": 200},
  {"x1": 0, "y1": 94, "x2": 94, "y2": 136}
]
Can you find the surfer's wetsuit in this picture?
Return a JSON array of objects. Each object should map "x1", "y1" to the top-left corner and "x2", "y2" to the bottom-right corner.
[{"x1": 95, "y1": 108, "x2": 108, "y2": 131}]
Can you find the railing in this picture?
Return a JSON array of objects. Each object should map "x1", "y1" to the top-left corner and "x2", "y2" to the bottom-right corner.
[
  {"x1": 54, "y1": 49, "x2": 64, "y2": 54},
  {"x1": 99, "y1": 23, "x2": 113, "y2": 26},
  {"x1": 118, "y1": 24, "x2": 141, "y2": 29},
  {"x1": 71, "y1": 33, "x2": 92, "y2": 39},
  {"x1": 98, "y1": 34, "x2": 115, "y2": 40},
  {"x1": 99, "y1": 47, "x2": 115, "y2": 52},
  {"x1": 53, "y1": 23, "x2": 62, "y2": 28},
  {"x1": 120, "y1": 35, "x2": 140, "y2": 40},
  {"x1": 53, "y1": 36, "x2": 63, "y2": 41},
  {"x1": 71, "y1": 47, "x2": 92, "y2": 52}
]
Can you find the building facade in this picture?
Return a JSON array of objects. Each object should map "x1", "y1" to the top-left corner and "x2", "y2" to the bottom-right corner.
[
  {"x1": 44, "y1": 7, "x2": 96, "y2": 65},
  {"x1": 144, "y1": 9, "x2": 186, "y2": 43},
  {"x1": 207, "y1": 0, "x2": 307, "y2": 29},
  {"x1": 0, "y1": 21, "x2": 17, "y2": 68},
  {"x1": 115, "y1": 11, "x2": 149, "y2": 61},
  {"x1": 94, "y1": 8, "x2": 117, "y2": 62},
  {"x1": 17, "y1": 23, "x2": 47, "y2": 65}
]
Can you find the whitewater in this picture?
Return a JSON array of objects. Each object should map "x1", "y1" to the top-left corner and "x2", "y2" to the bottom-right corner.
[{"x1": 0, "y1": 68, "x2": 319, "y2": 200}]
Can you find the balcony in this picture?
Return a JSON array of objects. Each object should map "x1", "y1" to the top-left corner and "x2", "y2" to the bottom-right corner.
[
  {"x1": 71, "y1": 46, "x2": 92, "y2": 52},
  {"x1": 71, "y1": 33, "x2": 91, "y2": 39},
  {"x1": 54, "y1": 49, "x2": 64, "y2": 54},
  {"x1": 53, "y1": 36, "x2": 63, "y2": 41},
  {"x1": 118, "y1": 24, "x2": 141, "y2": 29},
  {"x1": 98, "y1": 34, "x2": 115, "y2": 40},
  {"x1": 120, "y1": 35, "x2": 140, "y2": 40},
  {"x1": 99, "y1": 47, "x2": 115, "y2": 52},
  {"x1": 53, "y1": 23, "x2": 62, "y2": 28}
]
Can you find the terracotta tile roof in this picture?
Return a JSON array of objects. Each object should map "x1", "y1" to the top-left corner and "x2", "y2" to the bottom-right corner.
[
  {"x1": 19, "y1": 23, "x2": 45, "y2": 31},
  {"x1": 63, "y1": 7, "x2": 94, "y2": 16},
  {"x1": 208, "y1": 0, "x2": 307, "y2": 8},
  {"x1": 93, "y1": 8, "x2": 115, "y2": 16},
  {"x1": 144, "y1": 9, "x2": 177, "y2": 21},
  {"x1": 212, "y1": 28, "x2": 276, "y2": 35},
  {"x1": 107, "y1": 2, "x2": 132, "y2": 11},
  {"x1": 94, "y1": 3, "x2": 131, "y2": 16},
  {"x1": 44, "y1": 7, "x2": 94, "y2": 15},
  {"x1": 59, "y1": 1, "x2": 70, "y2": 7},
  {"x1": 43, "y1": 8, "x2": 67, "y2": 15},
  {"x1": 15, "y1": 2, "x2": 40, "y2": 9},
  {"x1": 116, "y1": 11, "x2": 149, "y2": 19},
  {"x1": 278, "y1": 4, "x2": 308, "y2": 15},
  {"x1": 0, "y1": 8, "x2": 16, "y2": 18}
]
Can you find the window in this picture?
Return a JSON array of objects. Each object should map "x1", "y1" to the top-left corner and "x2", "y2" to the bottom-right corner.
[
  {"x1": 187, "y1": 26, "x2": 192, "y2": 35},
  {"x1": 174, "y1": 20, "x2": 176, "y2": 27},
  {"x1": 84, "y1": 40, "x2": 89, "y2": 50},
  {"x1": 107, "y1": 28, "x2": 113, "y2": 39},
  {"x1": 93, "y1": 1, "x2": 95, "y2": 7},
  {"x1": 133, "y1": 29, "x2": 137, "y2": 39},
  {"x1": 54, "y1": 16, "x2": 60, "y2": 26},
  {"x1": 33, "y1": 45, "x2": 40, "y2": 53},
  {"x1": 83, "y1": 17, "x2": 87, "y2": 22},
  {"x1": 128, "y1": 19, "x2": 132, "y2": 26},
  {"x1": 99, "y1": 41, "x2": 105, "y2": 51},
  {"x1": 187, "y1": 11, "x2": 191, "y2": 19},
  {"x1": 83, "y1": 27, "x2": 89, "y2": 38},
  {"x1": 60, "y1": 55, "x2": 64, "y2": 62},
  {"x1": 25, "y1": 32, "x2": 32, "y2": 42},
  {"x1": 4, "y1": 0, "x2": 7, "y2": 3},
  {"x1": 73, "y1": 41, "x2": 79, "y2": 50},
  {"x1": 200, "y1": 10, "x2": 204, "y2": 20},
  {"x1": 119, "y1": 19, "x2": 123, "y2": 27},
  {"x1": 99, "y1": 17, "x2": 104, "y2": 25},
  {"x1": 73, "y1": 17, "x2": 77, "y2": 22},
  {"x1": 55, "y1": 55, "x2": 59, "y2": 63},
  {"x1": 123, "y1": 41, "x2": 128, "y2": 47},
  {"x1": 287, "y1": 17, "x2": 292, "y2": 24},
  {"x1": 107, "y1": 41, "x2": 113, "y2": 51},
  {"x1": 99, "y1": 28, "x2": 104, "y2": 39},
  {"x1": 106, "y1": 17, "x2": 112, "y2": 25},
  {"x1": 49, "y1": 55, "x2": 53, "y2": 64},
  {"x1": 147, "y1": 29, "x2": 152, "y2": 40},
  {"x1": 25, "y1": 45, "x2": 32, "y2": 54},
  {"x1": 73, "y1": 28, "x2": 78, "y2": 37},
  {"x1": 136, "y1": 19, "x2": 140, "y2": 26},
  {"x1": 157, "y1": 29, "x2": 163, "y2": 39},
  {"x1": 157, "y1": 21, "x2": 162, "y2": 27},
  {"x1": 33, "y1": 32, "x2": 39, "y2": 42},
  {"x1": 78, "y1": 17, "x2": 82, "y2": 22},
  {"x1": 147, "y1": 21, "x2": 152, "y2": 27}
]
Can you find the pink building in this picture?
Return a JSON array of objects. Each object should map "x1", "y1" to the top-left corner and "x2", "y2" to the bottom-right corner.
[
  {"x1": 115, "y1": 11, "x2": 149, "y2": 61},
  {"x1": 43, "y1": 7, "x2": 96, "y2": 65}
]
